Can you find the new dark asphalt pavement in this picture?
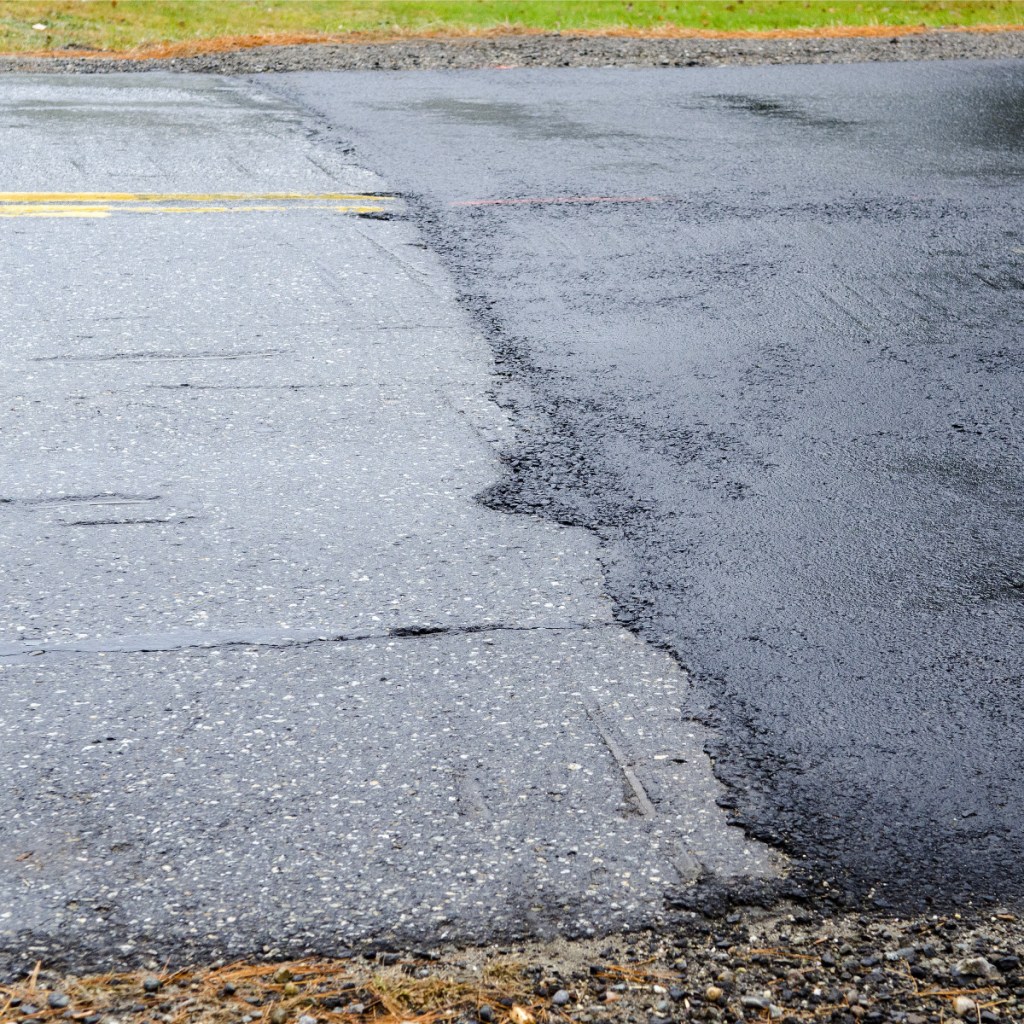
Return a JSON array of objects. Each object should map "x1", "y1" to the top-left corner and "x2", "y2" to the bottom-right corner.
[{"x1": 274, "y1": 59, "x2": 1024, "y2": 911}]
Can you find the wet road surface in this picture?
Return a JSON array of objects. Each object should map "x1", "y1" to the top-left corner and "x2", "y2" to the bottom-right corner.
[
  {"x1": 274, "y1": 59, "x2": 1024, "y2": 911},
  {"x1": 0, "y1": 75, "x2": 771, "y2": 972}
]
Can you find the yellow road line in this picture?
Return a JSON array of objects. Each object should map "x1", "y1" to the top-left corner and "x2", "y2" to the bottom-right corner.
[
  {"x1": 114, "y1": 204, "x2": 388, "y2": 214},
  {"x1": 0, "y1": 206, "x2": 110, "y2": 218},
  {"x1": 0, "y1": 192, "x2": 395, "y2": 203},
  {"x1": 0, "y1": 200, "x2": 389, "y2": 218}
]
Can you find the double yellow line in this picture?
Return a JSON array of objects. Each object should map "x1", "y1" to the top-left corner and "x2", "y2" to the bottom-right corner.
[{"x1": 0, "y1": 192, "x2": 396, "y2": 218}]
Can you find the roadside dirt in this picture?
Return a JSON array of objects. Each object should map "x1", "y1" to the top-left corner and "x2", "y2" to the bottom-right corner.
[
  {"x1": 1, "y1": 26, "x2": 1024, "y2": 72},
  {"x1": 3, "y1": 22, "x2": 1022, "y2": 62},
  {"x1": 3, "y1": 906, "x2": 1022, "y2": 1024}
]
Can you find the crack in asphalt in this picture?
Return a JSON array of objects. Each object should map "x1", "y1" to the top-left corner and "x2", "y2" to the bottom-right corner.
[{"x1": 0, "y1": 620, "x2": 605, "y2": 659}]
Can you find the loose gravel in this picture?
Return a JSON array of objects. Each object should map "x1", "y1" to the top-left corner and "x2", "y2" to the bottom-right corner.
[
  {"x1": 2, "y1": 906, "x2": 1022, "y2": 1023},
  {"x1": 0, "y1": 29, "x2": 1023, "y2": 75}
]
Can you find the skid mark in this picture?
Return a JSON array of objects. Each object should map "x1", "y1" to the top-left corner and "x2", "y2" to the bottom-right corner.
[
  {"x1": 454, "y1": 767, "x2": 491, "y2": 820},
  {"x1": 354, "y1": 225, "x2": 433, "y2": 285},
  {"x1": 31, "y1": 348, "x2": 289, "y2": 363},
  {"x1": 671, "y1": 850, "x2": 703, "y2": 882},
  {"x1": 451, "y1": 195, "x2": 665, "y2": 208},
  {"x1": 62, "y1": 515, "x2": 196, "y2": 528},
  {"x1": 0, "y1": 493, "x2": 160, "y2": 508},
  {"x1": 586, "y1": 708, "x2": 657, "y2": 819},
  {"x1": 147, "y1": 382, "x2": 342, "y2": 392}
]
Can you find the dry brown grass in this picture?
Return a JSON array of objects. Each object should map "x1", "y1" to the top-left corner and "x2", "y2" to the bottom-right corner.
[{"x1": 0, "y1": 956, "x2": 559, "y2": 1024}]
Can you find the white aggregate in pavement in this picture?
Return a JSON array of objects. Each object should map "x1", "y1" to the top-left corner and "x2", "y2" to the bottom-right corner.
[{"x1": 0, "y1": 74, "x2": 778, "y2": 965}]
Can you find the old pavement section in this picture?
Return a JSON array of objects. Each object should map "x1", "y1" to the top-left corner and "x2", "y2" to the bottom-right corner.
[{"x1": 0, "y1": 75, "x2": 774, "y2": 972}]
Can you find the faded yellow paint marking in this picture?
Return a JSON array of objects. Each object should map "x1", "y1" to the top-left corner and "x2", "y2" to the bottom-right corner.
[
  {"x1": 0, "y1": 205, "x2": 110, "y2": 218},
  {"x1": 0, "y1": 204, "x2": 388, "y2": 217},
  {"x1": 0, "y1": 193, "x2": 393, "y2": 219},
  {"x1": 112, "y1": 204, "x2": 389, "y2": 214},
  {"x1": 0, "y1": 192, "x2": 395, "y2": 204}
]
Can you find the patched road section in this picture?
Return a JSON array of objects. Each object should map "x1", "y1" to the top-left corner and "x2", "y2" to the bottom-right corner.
[
  {"x1": 271, "y1": 60, "x2": 1024, "y2": 911},
  {"x1": 0, "y1": 75, "x2": 774, "y2": 972}
]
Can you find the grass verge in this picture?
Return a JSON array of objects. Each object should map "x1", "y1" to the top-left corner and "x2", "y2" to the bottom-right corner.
[{"x1": 1, "y1": 2, "x2": 1023, "y2": 58}]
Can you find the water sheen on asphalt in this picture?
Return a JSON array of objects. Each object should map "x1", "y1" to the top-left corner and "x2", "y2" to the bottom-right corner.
[
  {"x1": 275, "y1": 60, "x2": 1024, "y2": 911},
  {"x1": 0, "y1": 74, "x2": 775, "y2": 972}
]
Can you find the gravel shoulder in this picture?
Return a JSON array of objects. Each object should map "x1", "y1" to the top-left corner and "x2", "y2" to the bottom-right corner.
[
  {"x1": 0, "y1": 29, "x2": 1023, "y2": 74},
  {"x1": 2, "y1": 905, "x2": 1022, "y2": 1023}
]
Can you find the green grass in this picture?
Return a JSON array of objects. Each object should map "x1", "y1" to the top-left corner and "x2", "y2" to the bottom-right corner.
[{"x1": 2, "y1": 1, "x2": 1022, "y2": 55}]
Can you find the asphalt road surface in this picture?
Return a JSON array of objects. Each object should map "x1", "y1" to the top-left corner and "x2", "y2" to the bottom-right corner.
[
  {"x1": 272, "y1": 59, "x2": 1024, "y2": 912},
  {"x1": 0, "y1": 74, "x2": 771, "y2": 973},
  {"x1": 1, "y1": 58, "x2": 1021, "y2": 971}
]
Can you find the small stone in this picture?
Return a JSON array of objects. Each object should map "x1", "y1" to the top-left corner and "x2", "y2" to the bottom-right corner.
[
  {"x1": 996, "y1": 955, "x2": 1021, "y2": 973},
  {"x1": 956, "y1": 956, "x2": 999, "y2": 979},
  {"x1": 379, "y1": 953, "x2": 401, "y2": 966},
  {"x1": 298, "y1": 1016, "x2": 317, "y2": 1024},
  {"x1": 48, "y1": 994, "x2": 70, "y2": 1010},
  {"x1": 769, "y1": 1007, "x2": 783, "y2": 1021},
  {"x1": 604, "y1": 991, "x2": 621, "y2": 1003},
  {"x1": 345, "y1": 1004, "x2": 365, "y2": 1015},
  {"x1": 953, "y1": 996, "x2": 977, "y2": 1017},
  {"x1": 704, "y1": 986, "x2": 723, "y2": 1003},
  {"x1": 478, "y1": 1006, "x2": 495, "y2": 1023},
  {"x1": 143, "y1": 976, "x2": 162, "y2": 994},
  {"x1": 20, "y1": 1005, "x2": 39, "y2": 1017},
  {"x1": 221, "y1": 984, "x2": 237, "y2": 997},
  {"x1": 741, "y1": 996, "x2": 768, "y2": 1010},
  {"x1": 981, "y1": 1012, "x2": 1001, "y2": 1023},
  {"x1": 552, "y1": 990, "x2": 570, "y2": 1007},
  {"x1": 668, "y1": 987, "x2": 686, "y2": 1002}
]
